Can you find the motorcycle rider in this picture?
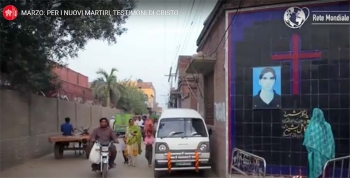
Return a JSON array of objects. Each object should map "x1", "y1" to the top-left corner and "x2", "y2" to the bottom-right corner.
[{"x1": 90, "y1": 118, "x2": 119, "y2": 168}]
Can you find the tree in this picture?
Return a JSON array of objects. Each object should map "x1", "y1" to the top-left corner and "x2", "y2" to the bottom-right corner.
[
  {"x1": 0, "y1": 0, "x2": 136, "y2": 92},
  {"x1": 117, "y1": 81, "x2": 148, "y2": 114},
  {"x1": 91, "y1": 68, "x2": 125, "y2": 107}
]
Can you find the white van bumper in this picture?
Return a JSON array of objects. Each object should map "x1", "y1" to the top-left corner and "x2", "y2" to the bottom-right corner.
[{"x1": 154, "y1": 152, "x2": 211, "y2": 171}]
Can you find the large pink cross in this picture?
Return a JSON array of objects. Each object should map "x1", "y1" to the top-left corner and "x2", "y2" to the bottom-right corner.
[{"x1": 271, "y1": 34, "x2": 322, "y2": 95}]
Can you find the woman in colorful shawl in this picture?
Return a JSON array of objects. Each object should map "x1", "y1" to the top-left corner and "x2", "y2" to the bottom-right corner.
[
  {"x1": 303, "y1": 108, "x2": 335, "y2": 178},
  {"x1": 125, "y1": 118, "x2": 142, "y2": 167},
  {"x1": 144, "y1": 118, "x2": 154, "y2": 135}
]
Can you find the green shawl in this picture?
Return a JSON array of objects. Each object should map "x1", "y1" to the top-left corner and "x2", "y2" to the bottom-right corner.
[
  {"x1": 126, "y1": 125, "x2": 142, "y2": 155},
  {"x1": 303, "y1": 108, "x2": 335, "y2": 178}
]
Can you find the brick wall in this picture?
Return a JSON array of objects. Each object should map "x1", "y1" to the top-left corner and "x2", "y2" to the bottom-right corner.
[
  {"x1": 204, "y1": 73, "x2": 214, "y2": 125},
  {"x1": 53, "y1": 67, "x2": 89, "y2": 88},
  {"x1": 0, "y1": 90, "x2": 122, "y2": 170},
  {"x1": 59, "y1": 80, "x2": 93, "y2": 101},
  {"x1": 197, "y1": 13, "x2": 227, "y2": 177}
]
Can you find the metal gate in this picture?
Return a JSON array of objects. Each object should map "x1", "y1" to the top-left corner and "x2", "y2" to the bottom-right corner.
[
  {"x1": 230, "y1": 148, "x2": 266, "y2": 178},
  {"x1": 322, "y1": 155, "x2": 350, "y2": 178}
]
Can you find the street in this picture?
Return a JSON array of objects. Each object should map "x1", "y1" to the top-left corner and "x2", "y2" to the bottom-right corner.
[{"x1": 1, "y1": 141, "x2": 217, "y2": 178}]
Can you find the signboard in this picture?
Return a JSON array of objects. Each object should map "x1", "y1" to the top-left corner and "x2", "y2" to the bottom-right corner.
[{"x1": 281, "y1": 110, "x2": 310, "y2": 138}]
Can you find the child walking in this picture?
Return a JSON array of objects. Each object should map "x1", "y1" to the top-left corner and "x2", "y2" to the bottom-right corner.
[
  {"x1": 121, "y1": 136, "x2": 128, "y2": 164},
  {"x1": 144, "y1": 131, "x2": 154, "y2": 167}
]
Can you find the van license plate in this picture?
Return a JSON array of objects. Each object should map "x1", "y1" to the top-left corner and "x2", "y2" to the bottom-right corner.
[{"x1": 176, "y1": 162, "x2": 191, "y2": 166}]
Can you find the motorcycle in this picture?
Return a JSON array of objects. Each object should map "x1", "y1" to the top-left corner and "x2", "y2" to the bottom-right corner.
[{"x1": 92, "y1": 141, "x2": 113, "y2": 178}]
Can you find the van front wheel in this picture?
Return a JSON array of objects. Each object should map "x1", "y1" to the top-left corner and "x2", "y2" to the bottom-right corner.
[
  {"x1": 198, "y1": 170, "x2": 210, "y2": 177},
  {"x1": 153, "y1": 169, "x2": 163, "y2": 178}
]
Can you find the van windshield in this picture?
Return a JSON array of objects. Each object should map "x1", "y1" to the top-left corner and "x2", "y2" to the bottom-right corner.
[{"x1": 157, "y1": 118, "x2": 208, "y2": 138}]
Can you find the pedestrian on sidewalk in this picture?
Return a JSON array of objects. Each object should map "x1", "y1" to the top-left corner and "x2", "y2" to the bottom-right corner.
[
  {"x1": 125, "y1": 119, "x2": 142, "y2": 167},
  {"x1": 144, "y1": 130, "x2": 154, "y2": 167}
]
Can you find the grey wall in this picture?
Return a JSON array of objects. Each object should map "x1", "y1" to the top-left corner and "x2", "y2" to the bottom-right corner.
[{"x1": 0, "y1": 90, "x2": 122, "y2": 170}]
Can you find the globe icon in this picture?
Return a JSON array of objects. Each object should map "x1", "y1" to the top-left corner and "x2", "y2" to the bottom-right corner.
[{"x1": 284, "y1": 7, "x2": 309, "y2": 29}]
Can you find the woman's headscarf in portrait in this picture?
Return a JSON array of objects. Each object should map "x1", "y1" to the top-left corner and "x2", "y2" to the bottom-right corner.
[{"x1": 303, "y1": 108, "x2": 335, "y2": 178}]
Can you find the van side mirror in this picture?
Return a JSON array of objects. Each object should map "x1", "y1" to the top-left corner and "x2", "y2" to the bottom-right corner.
[{"x1": 208, "y1": 128, "x2": 212, "y2": 136}]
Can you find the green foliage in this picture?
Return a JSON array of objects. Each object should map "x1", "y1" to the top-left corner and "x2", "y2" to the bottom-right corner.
[
  {"x1": 91, "y1": 69, "x2": 148, "y2": 114},
  {"x1": 150, "y1": 113, "x2": 160, "y2": 119},
  {"x1": 0, "y1": 0, "x2": 136, "y2": 92},
  {"x1": 91, "y1": 68, "x2": 125, "y2": 107},
  {"x1": 117, "y1": 81, "x2": 148, "y2": 114}
]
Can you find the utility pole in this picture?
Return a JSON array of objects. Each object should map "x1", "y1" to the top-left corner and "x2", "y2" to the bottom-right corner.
[
  {"x1": 165, "y1": 67, "x2": 176, "y2": 89},
  {"x1": 164, "y1": 73, "x2": 176, "y2": 89}
]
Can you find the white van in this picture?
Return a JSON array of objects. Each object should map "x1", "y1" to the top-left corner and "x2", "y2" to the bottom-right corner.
[{"x1": 153, "y1": 108, "x2": 212, "y2": 177}]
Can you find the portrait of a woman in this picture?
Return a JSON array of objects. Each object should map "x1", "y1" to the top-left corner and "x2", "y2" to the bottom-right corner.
[{"x1": 252, "y1": 66, "x2": 281, "y2": 109}]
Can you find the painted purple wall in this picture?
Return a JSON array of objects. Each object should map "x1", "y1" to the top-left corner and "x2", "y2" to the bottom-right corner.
[{"x1": 228, "y1": 1, "x2": 349, "y2": 176}]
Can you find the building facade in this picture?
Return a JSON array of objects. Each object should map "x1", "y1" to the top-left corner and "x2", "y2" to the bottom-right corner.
[
  {"x1": 52, "y1": 67, "x2": 93, "y2": 103},
  {"x1": 133, "y1": 80, "x2": 157, "y2": 111},
  {"x1": 186, "y1": 0, "x2": 350, "y2": 177}
]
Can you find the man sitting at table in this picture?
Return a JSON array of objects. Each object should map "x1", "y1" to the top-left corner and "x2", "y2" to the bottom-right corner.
[{"x1": 61, "y1": 117, "x2": 74, "y2": 136}]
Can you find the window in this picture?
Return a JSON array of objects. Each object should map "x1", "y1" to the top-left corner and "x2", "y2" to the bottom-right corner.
[{"x1": 157, "y1": 118, "x2": 207, "y2": 138}]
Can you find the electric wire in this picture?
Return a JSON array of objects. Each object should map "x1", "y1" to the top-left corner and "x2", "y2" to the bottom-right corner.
[
  {"x1": 182, "y1": 0, "x2": 205, "y2": 53},
  {"x1": 171, "y1": 0, "x2": 193, "y2": 67},
  {"x1": 172, "y1": 0, "x2": 196, "y2": 65},
  {"x1": 207, "y1": 0, "x2": 245, "y2": 57}
]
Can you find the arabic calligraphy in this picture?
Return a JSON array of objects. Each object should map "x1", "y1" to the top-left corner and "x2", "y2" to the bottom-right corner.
[
  {"x1": 231, "y1": 149, "x2": 265, "y2": 178},
  {"x1": 281, "y1": 110, "x2": 310, "y2": 138}
]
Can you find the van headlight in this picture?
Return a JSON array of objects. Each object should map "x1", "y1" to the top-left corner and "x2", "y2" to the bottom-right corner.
[
  {"x1": 158, "y1": 144, "x2": 167, "y2": 151},
  {"x1": 155, "y1": 142, "x2": 169, "y2": 153},
  {"x1": 197, "y1": 142, "x2": 209, "y2": 152},
  {"x1": 199, "y1": 144, "x2": 208, "y2": 151}
]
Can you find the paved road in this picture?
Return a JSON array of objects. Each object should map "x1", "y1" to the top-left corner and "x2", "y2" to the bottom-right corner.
[{"x1": 1, "y1": 141, "x2": 218, "y2": 178}]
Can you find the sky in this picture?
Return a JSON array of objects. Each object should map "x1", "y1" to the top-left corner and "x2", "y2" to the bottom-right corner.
[{"x1": 67, "y1": 0, "x2": 217, "y2": 109}]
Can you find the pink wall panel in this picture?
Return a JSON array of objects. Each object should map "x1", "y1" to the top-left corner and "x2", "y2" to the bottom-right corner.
[
  {"x1": 59, "y1": 81, "x2": 93, "y2": 101},
  {"x1": 53, "y1": 67, "x2": 68, "y2": 81},
  {"x1": 78, "y1": 75, "x2": 88, "y2": 88},
  {"x1": 68, "y1": 70, "x2": 78, "y2": 84}
]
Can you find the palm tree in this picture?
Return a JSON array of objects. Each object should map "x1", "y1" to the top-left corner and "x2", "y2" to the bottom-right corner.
[{"x1": 91, "y1": 68, "x2": 125, "y2": 107}]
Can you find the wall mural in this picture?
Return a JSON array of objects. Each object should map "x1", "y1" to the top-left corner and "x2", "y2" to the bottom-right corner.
[
  {"x1": 281, "y1": 110, "x2": 310, "y2": 138},
  {"x1": 228, "y1": 1, "x2": 350, "y2": 176},
  {"x1": 252, "y1": 66, "x2": 281, "y2": 109}
]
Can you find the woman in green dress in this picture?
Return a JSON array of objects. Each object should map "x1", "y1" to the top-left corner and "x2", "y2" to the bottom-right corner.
[{"x1": 125, "y1": 118, "x2": 142, "y2": 167}]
